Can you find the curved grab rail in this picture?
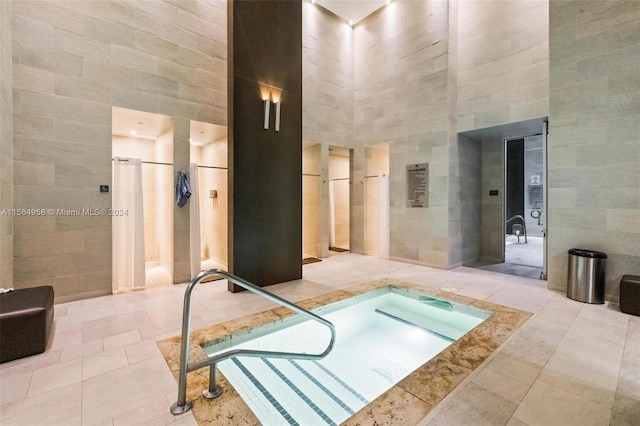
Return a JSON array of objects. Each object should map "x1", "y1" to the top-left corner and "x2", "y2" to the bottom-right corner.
[
  {"x1": 171, "y1": 269, "x2": 336, "y2": 415},
  {"x1": 505, "y1": 214, "x2": 528, "y2": 243}
]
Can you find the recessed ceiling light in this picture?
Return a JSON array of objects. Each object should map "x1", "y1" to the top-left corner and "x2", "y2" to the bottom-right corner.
[{"x1": 130, "y1": 130, "x2": 137, "y2": 135}]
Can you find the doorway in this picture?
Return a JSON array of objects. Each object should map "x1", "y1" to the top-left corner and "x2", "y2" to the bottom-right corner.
[
  {"x1": 504, "y1": 135, "x2": 544, "y2": 278},
  {"x1": 112, "y1": 107, "x2": 174, "y2": 291},
  {"x1": 364, "y1": 144, "x2": 390, "y2": 258},
  {"x1": 460, "y1": 118, "x2": 548, "y2": 280},
  {"x1": 303, "y1": 143, "x2": 322, "y2": 263},
  {"x1": 329, "y1": 147, "x2": 351, "y2": 253},
  {"x1": 189, "y1": 120, "x2": 228, "y2": 278}
]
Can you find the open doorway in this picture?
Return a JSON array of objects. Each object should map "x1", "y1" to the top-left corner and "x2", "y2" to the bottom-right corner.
[
  {"x1": 303, "y1": 143, "x2": 322, "y2": 264},
  {"x1": 189, "y1": 120, "x2": 228, "y2": 278},
  {"x1": 364, "y1": 143, "x2": 389, "y2": 258},
  {"x1": 329, "y1": 146, "x2": 351, "y2": 253},
  {"x1": 460, "y1": 118, "x2": 548, "y2": 280},
  {"x1": 504, "y1": 135, "x2": 544, "y2": 277},
  {"x1": 112, "y1": 107, "x2": 174, "y2": 291}
]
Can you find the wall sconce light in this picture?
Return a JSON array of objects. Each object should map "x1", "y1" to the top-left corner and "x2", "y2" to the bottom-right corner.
[
  {"x1": 263, "y1": 99, "x2": 270, "y2": 130},
  {"x1": 274, "y1": 101, "x2": 281, "y2": 132}
]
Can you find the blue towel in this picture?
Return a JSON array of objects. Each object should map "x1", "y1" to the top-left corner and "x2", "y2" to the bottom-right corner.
[{"x1": 175, "y1": 171, "x2": 191, "y2": 208}]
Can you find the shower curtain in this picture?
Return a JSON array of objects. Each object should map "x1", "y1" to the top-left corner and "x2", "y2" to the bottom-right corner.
[
  {"x1": 189, "y1": 162, "x2": 201, "y2": 279},
  {"x1": 329, "y1": 180, "x2": 336, "y2": 248},
  {"x1": 378, "y1": 174, "x2": 390, "y2": 259},
  {"x1": 112, "y1": 157, "x2": 145, "y2": 293}
]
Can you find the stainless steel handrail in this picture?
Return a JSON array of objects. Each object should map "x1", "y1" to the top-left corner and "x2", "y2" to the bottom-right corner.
[
  {"x1": 506, "y1": 214, "x2": 528, "y2": 243},
  {"x1": 170, "y1": 269, "x2": 336, "y2": 415}
]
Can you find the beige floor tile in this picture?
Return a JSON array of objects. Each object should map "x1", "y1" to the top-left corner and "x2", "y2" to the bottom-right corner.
[
  {"x1": 0, "y1": 382, "x2": 82, "y2": 426},
  {"x1": 103, "y1": 330, "x2": 142, "y2": 351},
  {"x1": 578, "y1": 302, "x2": 630, "y2": 329},
  {"x1": 111, "y1": 396, "x2": 175, "y2": 426},
  {"x1": 170, "y1": 413, "x2": 199, "y2": 426},
  {"x1": 471, "y1": 366, "x2": 531, "y2": 404},
  {"x1": 506, "y1": 416, "x2": 531, "y2": 425},
  {"x1": 82, "y1": 354, "x2": 129, "y2": 380},
  {"x1": 0, "y1": 348, "x2": 62, "y2": 377},
  {"x1": 59, "y1": 339, "x2": 105, "y2": 363},
  {"x1": 124, "y1": 340, "x2": 163, "y2": 365},
  {"x1": 513, "y1": 380, "x2": 612, "y2": 426},
  {"x1": 426, "y1": 381, "x2": 519, "y2": 426},
  {"x1": 611, "y1": 393, "x2": 640, "y2": 426},
  {"x1": 49, "y1": 323, "x2": 84, "y2": 351},
  {"x1": 82, "y1": 357, "x2": 177, "y2": 424},
  {"x1": 0, "y1": 370, "x2": 32, "y2": 405},
  {"x1": 483, "y1": 340, "x2": 548, "y2": 387},
  {"x1": 27, "y1": 358, "x2": 82, "y2": 398},
  {"x1": 1, "y1": 254, "x2": 638, "y2": 425}
]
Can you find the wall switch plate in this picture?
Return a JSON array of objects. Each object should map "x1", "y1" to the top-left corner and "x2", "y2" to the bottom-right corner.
[{"x1": 100, "y1": 185, "x2": 109, "y2": 193}]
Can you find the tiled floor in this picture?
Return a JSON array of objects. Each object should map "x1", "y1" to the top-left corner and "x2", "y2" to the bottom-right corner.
[
  {"x1": 1, "y1": 254, "x2": 638, "y2": 426},
  {"x1": 469, "y1": 236, "x2": 544, "y2": 280}
]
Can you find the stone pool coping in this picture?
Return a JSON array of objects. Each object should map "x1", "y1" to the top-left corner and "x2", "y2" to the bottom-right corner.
[{"x1": 157, "y1": 278, "x2": 532, "y2": 425}]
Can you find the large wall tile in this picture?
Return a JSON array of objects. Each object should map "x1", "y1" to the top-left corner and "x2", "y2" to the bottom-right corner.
[
  {"x1": 12, "y1": 0, "x2": 227, "y2": 300},
  {"x1": 548, "y1": 0, "x2": 640, "y2": 298}
]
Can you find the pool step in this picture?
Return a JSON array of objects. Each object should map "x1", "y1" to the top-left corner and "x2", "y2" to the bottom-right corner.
[
  {"x1": 374, "y1": 305, "x2": 456, "y2": 342},
  {"x1": 220, "y1": 357, "x2": 369, "y2": 425}
]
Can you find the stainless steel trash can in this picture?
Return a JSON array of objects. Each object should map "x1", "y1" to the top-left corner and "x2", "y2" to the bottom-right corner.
[{"x1": 567, "y1": 248, "x2": 607, "y2": 304}]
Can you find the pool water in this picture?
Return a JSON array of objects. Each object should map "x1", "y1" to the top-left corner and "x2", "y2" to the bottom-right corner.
[{"x1": 201, "y1": 287, "x2": 490, "y2": 426}]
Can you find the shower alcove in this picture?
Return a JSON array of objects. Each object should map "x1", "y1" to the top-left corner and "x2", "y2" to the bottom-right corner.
[
  {"x1": 189, "y1": 120, "x2": 229, "y2": 278},
  {"x1": 112, "y1": 107, "x2": 174, "y2": 290},
  {"x1": 364, "y1": 144, "x2": 390, "y2": 259}
]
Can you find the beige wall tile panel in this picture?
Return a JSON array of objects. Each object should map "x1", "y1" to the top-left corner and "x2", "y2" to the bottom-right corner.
[
  {"x1": 14, "y1": 160, "x2": 54, "y2": 186},
  {"x1": 110, "y1": 86, "x2": 159, "y2": 114},
  {"x1": 13, "y1": 113, "x2": 54, "y2": 139},
  {"x1": 13, "y1": 1, "x2": 85, "y2": 34},
  {"x1": 12, "y1": 14, "x2": 54, "y2": 49},
  {"x1": 19, "y1": 90, "x2": 84, "y2": 119},
  {"x1": 18, "y1": 41, "x2": 84, "y2": 77},
  {"x1": 20, "y1": 230, "x2": 85, "y2": 258},
  {"x1": 135, "y1": 71, "x2": 179, "y2": 98},
  {"x1": 83, "y1": 60, "x2": 135, "y2": 88},
  {"x1": 54, "y1": 28, "x2": 110, "y2": 62},
  {"x1": 0, "y1": 0, "x2": 12, "y2": 288},
  {"x1": 135, "y1": 31, "x2": 216, "y2": 71},
  {"x1": 109, "y1": 45, "x2": 159, "y2": 75},
  {"x1": 83, "y1": 15, "x2": 135, "y2": 48}
]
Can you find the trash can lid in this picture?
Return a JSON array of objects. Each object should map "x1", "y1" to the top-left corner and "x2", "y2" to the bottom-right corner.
[{"x1": 568, "y1": 248, "x2": 607, "y2": 258}]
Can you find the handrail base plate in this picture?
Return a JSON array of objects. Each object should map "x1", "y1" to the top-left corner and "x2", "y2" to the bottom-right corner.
[
  {"x1": 170, "y1": 400, "x2": 193, "y2": 415},
  {"x1": 202, "y1": 385, "x2": 223, "y2": 400}
]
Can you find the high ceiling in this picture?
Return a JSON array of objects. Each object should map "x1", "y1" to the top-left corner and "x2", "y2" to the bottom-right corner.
[
  {"x1": 112, "y1": 107, "x2": 226, "y2": 146},
  {"x1": 314, "y1": 0, "x2": 388, "y2": 24}
]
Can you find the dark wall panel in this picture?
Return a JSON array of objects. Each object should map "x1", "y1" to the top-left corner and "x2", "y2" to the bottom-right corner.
[
  {"x1": 228, "y1": 1, "x2": 302, "y2": 291},
  {"x1": 506, "y1": 139, "x2": 524, "y2": 234}
]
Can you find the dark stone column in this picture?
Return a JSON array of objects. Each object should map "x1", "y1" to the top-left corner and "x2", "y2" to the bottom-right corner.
[{"x1": 228, "y1": 0, "x2": 302, "y2": 291}]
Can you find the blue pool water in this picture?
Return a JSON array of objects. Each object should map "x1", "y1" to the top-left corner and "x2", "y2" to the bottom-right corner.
[{"x1": 201, "y1": 286, "x2": 490, "y2": 425}]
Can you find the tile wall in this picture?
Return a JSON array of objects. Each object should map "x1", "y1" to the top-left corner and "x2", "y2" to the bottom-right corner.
[
  {"x1": 11, "y1": 0, "x2": 227, "y2": 301},
  {"x1": 0, "y1": 0, "x2": 12, "y2": 288},
  {"x1": 353, "y1": 0, "x2": 455, "y2": 268},
  {"x1": 548, "y1": 0, "x2": 640, "y2": 300}
]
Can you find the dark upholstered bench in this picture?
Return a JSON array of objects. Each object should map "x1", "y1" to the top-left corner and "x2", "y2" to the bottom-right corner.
[
  {"x1": 0, "y1": 286, "x2": 54, "y2": 363},
  {"x1": 621, "y1": 275, "x2": 640, "y2": 316}
]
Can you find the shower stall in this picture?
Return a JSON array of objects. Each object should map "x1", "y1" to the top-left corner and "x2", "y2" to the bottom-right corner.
[
  {"x1": 189, "y1": 121, "x2": 228, "y2": 278},
  {"x1": 112, "y1": 107, "x2": 174, "y2": 291}
]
